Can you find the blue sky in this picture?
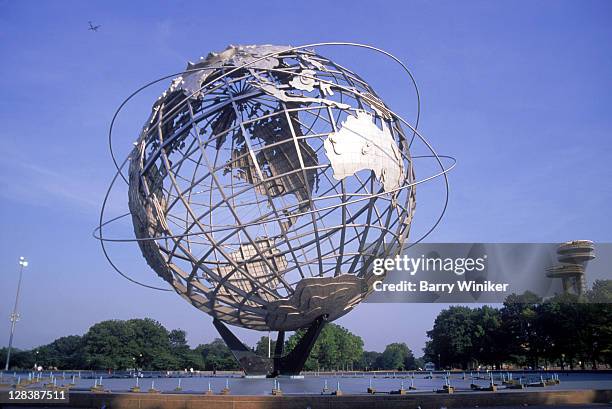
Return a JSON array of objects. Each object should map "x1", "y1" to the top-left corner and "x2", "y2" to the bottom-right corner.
[{"x1": 1, "y1": 0, "x2": 611, "y2": 355}]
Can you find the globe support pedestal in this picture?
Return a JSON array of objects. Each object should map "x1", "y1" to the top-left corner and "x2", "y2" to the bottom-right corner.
[{"x1": 212, "y1": 315, "x2": 328, "y2": 377}]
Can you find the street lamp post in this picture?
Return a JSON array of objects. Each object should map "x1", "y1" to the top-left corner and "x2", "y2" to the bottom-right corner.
[{"x1": 5, "y1": 257, "x2": 28, "y2": 371}]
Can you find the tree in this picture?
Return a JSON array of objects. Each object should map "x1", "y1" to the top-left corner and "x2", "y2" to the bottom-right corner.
[
  {"x1": 81, "y1": 320, "x2": 133, "y2": 370},
  {"x1": 535, "y1": 294, "x2": 583, "y2": 369},
  {"x1": 285, "y1": 323, "x2": 364, "y2": 371},
  {"x1": 414, "y1": 355, "x2": 426, "y2": 370},
  {"x1": 471, "y1": 306, "x2": 503, "y2": 368},
  {"x1": 0, "y1": 348, "x2": 36, "y2": 370},
  {"x1": 426, "y1": 306, "x2": 476, "y2": 369},
  {"x1": 169, "y1": 329, "x2": 188, "y2": 349},
  {"x1": 360, "y1": 351, "x2": 381, "y2": 370},
  {"x1": 36, "y1": 335, "x2": 84, "y2": 369},
  {"x1": 82, "y1": 318, "x2": 178, "y2": 370},
  {"x1": 584, "y1": 280, "x2": 612, "y2": 368},
  {"x1": 168, "y1": 329, "x2": 203, "y2": 369},
  {"x1": 195, "y1": 338, "x2": 238, "y2": 371},
  {"x1": 499, "y1": 292, "x2": 543, "y2": 368},
  {"x1": 254, "y1": 336, "x2": 275, "y2": 358},
  {"x1": 423, "y1": 284, "x2": 612, "y2": 371},
  {"x1": 587, "y1": 280, "x2": 612, "y2": 303},
  {"x1": 376, "y1": 343, "x2": 416, "y2": 370}
]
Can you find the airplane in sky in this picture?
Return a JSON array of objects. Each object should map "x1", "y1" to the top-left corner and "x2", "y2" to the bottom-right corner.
[{"x1": 88, "y1": 21, "x2": 101, "y2": 32}]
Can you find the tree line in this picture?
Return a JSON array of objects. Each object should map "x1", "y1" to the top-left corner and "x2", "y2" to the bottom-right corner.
[
  {"x1": 424, "y1": 280, "x2": 612, "y2": 370},
  {"x1": 0, "y1": 318, "x2": 417, "y2": 372},
  {"x1": 3, "y1": 279, "x2": 609, "y2": 371}
]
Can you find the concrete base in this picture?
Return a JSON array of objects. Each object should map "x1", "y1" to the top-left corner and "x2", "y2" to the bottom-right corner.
[{"x1": 23, "y1": 389, "x2": 612, "y2": 409}]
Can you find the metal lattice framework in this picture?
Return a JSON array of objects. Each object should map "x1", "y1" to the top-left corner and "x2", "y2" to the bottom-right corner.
[{"x1": 97, "y1": 44, "x2": 455, "y2": 332}]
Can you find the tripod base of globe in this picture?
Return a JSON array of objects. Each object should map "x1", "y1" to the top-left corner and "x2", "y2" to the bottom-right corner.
[{"x1": 212, "y1": 315, "x2": 328, "y2": 377}]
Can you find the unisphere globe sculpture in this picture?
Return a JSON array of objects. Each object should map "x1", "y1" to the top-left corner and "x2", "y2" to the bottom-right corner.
[{"x1": 99, "y1": 44, "x2": 452, "y2": 376}]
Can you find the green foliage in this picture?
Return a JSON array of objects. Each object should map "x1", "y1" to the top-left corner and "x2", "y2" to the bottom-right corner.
[
  {"x1": 426, "y1": 306, "x2": 477, "y2": 369},
  {"x1": 376, "y1": 342, "x2": 416, "y2": 370},
  {"x1": 587, "y1": 280, "x2": 612, "y2": 303},
  {"x1": 168, "y1": 329, "x2": 204, "y2": 369},
  {"x1": 254, "y1": 336, "x2": 275, "y2": 358},
  {"x1": 425, "y1": 282, "x2": 612, "y2": 370},
  {"x1": 0, "y1": 347, "x2": 37, "y2": 370},
  {"x1": 1, "y1": 336, "x2": 85, "y2": 371},
  {"x1": 82, "y1": 318, "x2": 178, "y2": 370},
  {"x1": 38, "y1": 335, "x2": 84, "y2": 369},
  {"x1": 414, "y1": 355, "x2": 426, "y2": 370},
  {"x1": 194, "y1": 338, "x2": 238, "y2": 371},
  {"x1": 361, "y1": 351, "x2": 382, "y2": 370},
  {"x1": 286, "y1": 323, "x2": 364, "y2": 371},
  {"x1": 6, "y1": 280, "x2": 609, "y2": 372},
  {"x1": 1, "y1": 319, "x2": 236, "y2": 371},
  {"x1": 471, "y1": 306, "x2": 504, "y2": 367}
]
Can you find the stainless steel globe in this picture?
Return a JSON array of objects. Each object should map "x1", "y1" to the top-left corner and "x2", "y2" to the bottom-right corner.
[{"x1": 127, "y1": 44, "x2": 417, "y2": 331}]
